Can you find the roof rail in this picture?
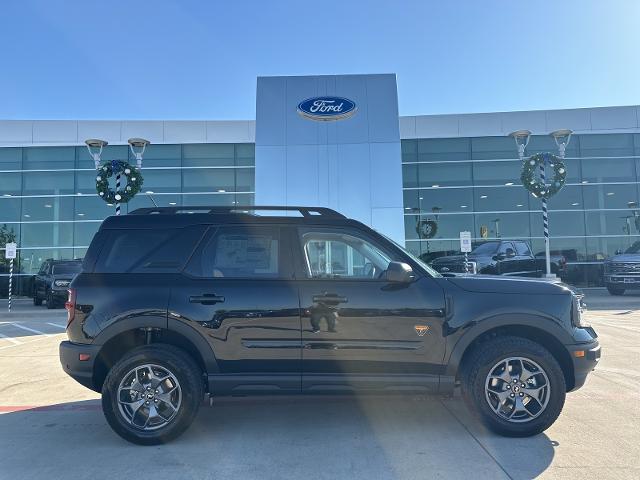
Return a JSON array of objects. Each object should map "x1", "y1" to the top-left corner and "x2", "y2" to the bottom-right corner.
[{"x1": 128, "y1": 205, "x2": 346, "y2": 218}]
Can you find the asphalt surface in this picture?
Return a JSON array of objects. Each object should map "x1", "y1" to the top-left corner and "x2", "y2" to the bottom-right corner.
[{"x1": 0, "y1": 289, "x2": 638, "y2": 480}]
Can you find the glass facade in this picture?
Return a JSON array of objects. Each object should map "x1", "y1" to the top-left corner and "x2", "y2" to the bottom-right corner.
[
  {"x1": 402, "y1": 133, "x2": 640, "y2": 286},
  {"x1": 0, "y1": 143, "x2": 254, "y2": 295}
]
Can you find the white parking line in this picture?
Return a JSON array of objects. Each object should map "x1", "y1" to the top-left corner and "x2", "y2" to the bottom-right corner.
[
  {"x1": 0, "y1": 332, "x2": 22, "y2": 345},
  {"x1": 11, "y1": 324, "x2": 54, "y2": 338},
  {"x1": 46, "y1": 322, "x2": 66, "y2": 329}
]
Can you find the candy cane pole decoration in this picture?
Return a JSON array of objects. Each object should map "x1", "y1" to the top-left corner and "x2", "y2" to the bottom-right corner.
[
  {"x1": 8, "y1": 257, "x2": 13, "y2": 313},
  {"x1": 115, "y1": 171, "x2": 121, "y2": 216},
  {"x1": 540, "y1": 156, "x2": 551, "y2": 276}
]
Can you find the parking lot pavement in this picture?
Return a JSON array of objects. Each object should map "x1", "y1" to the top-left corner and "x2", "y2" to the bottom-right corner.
[{"x1": 0, "y1": 292, "x2": 639, "y2": 480}]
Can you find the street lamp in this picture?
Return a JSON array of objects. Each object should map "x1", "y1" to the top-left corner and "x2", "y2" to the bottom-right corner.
[
  {"x1": 85, "y1": 138, "x2": 108, "y2": 169},
  {"x1": 128, "y1": 138, "x2": 150, "y2": 170},
  {"x1": 550, "y1": 129, "x2": 573, "y2": 159},
  {"x1": 509, "y1": 130, "x2": 531, "y2": 161}
]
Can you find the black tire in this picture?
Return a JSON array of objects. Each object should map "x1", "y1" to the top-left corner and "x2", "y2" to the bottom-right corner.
[
  {"x1": 607, "y1": 286, "x2": 625, "y2": 296},
  {"x1": 33, "y1": 293, "x2": 42, "y2": 306},
  {"x1": 461, "y1": 336, "x2": 566, "y2": 437},
  {"x1": 101, "y1": 344, "x2": 203, "y2": 445},
  {"x1": 45, "y1": 291, "x2": 56, "y2": 309}
]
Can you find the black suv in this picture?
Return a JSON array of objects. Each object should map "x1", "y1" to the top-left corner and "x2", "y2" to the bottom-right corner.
[
  {"x1": 33, "y1": 259, "x2": 82, "y2": 309},
  {"x1": 430, "y1": 240, "x2": 566, "y2": 277},
  {"x1": 59, "y1": 206, "x2": 600, "y2": 445}
]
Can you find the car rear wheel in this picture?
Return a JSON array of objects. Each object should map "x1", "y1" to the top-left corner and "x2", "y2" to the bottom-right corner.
[
  {"x1": 607, "y1": 287, "x2": 625, "y2": 296},
  {"x1": 101, "y1": 344, "x2": 203, "y2": 445},
  {"x1": 461, "y1": 336, "x2": 566, "y2": 437}
]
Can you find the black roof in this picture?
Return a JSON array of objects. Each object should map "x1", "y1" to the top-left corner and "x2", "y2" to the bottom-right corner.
[{"x1": 101, "y1": 206, "x2": 361, "y2": 229}]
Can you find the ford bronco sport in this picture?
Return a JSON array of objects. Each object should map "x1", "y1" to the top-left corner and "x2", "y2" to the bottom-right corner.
[{"x1": 59, "y1": 206, "x2": 600, "y2": 445}]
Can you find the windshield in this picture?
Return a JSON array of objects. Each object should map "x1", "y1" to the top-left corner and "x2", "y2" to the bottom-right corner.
[
  {"x1": 52, "y1": 264, "x2": 81, "y2": 275},
  {"x1": 625, "y1": 242, "x2": 640, "y2": 254},
  {"x1": 379, "y1": 233, "x2": 442, "y2": 277},
  {"x1": 471, "y1": 242, "x2": 500, "y2": 255}
]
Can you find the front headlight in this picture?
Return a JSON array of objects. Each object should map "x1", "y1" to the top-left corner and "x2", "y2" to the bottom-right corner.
[
  {"x1": 572, "y1": 294, "x2": 590, "y2": 328},
  {"x1": 54, "y1": 280, "x2": 70, "y2": 287}
]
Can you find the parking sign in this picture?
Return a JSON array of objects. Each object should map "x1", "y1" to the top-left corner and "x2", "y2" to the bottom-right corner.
[
  {"x1": 5, "y1": 242, "x2": 17, "y2": 259},
  {"x1": 459, "y1": 232, "x2": 472, "y2": 253}
]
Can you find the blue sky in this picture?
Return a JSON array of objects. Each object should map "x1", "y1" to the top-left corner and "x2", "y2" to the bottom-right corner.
[{"x1": 1, "y1": 0, "x2": 638, "y2": 120}]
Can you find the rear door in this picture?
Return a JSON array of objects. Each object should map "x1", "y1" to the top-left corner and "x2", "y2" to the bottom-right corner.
[
  {"x1": 513, "y1": 241, "x2": 538, "y2": 276},
  {"x1": 169, "y1": 224, "x2": 301, "y2": 394}
]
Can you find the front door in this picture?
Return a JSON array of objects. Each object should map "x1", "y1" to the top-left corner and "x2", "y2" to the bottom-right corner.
[
  {"x1": 293, "y1": 226, "x2": 447, "y2": 393},
  {"x1": 169, "y1": 224, "x2": 301, "y2": 394}
]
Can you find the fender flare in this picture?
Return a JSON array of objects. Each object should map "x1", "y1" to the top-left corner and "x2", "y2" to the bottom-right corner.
[{"x1": 444, "y1": 313, "x2": 574, "y2": 377}]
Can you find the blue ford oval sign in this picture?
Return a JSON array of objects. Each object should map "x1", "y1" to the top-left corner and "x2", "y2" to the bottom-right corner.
[{"x1": 297, "y1": 96, "x2": 357, "y2": 121}]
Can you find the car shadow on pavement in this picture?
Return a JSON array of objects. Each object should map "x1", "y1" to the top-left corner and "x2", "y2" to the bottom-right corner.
[{"x1": 0, "y1": 396, "x2": 557, "y2": 480}]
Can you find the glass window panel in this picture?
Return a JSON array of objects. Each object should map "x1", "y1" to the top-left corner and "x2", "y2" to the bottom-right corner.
[
  {"x1": 73, "y1": 222, "x2": 101, "y2": 247},
  {"x1": 183, "y1": 144, "x2": 235, "y2": 167},
  {"x1": 474, "y1": 187, "x2": 530, "y2": 212},
  {"x1": 0, "y1": 198, "x2": 21, "y2": 222},
  {"x1": 0, "y1": 173, "x2": 22, "y2": 195},
  {"x1": 581, "y1": 158, "x2": 636, "y2": 183},
  {"x1": 235, "y1": 144, "x2": 255, "y2": 166},
  {"x1": 75, "y1": 196, "x2": 115, "y2": 220},
  {"x1": 21, "y1": 222, "x2": 73, "y2": 248},
  {"x1": 23, "y1": 171, "x2": 74, "y2": 195},
  {"x1": 472, "y1": 161, "x2": 522, "y2": 186},
  {"x1": 529, "y1": 237, "x2": 587, "y2": 262},
  {"x1": 235, "y1": 168, "x2": 254, "y2": 192},
  {"x1": 19, "y1": 248, "x2": 77, "y2": 275},
  {"x1": 235, "y1": 193, "x2": 254, "y2": 206},
  {"x1": 130, "y1": 145, "x2": 181, "y2": 168},
  {"x1": 417, "y1": 138, "x2": 470, "y2": 162},
  {"x1": 0, "y1": 148, "x2": 22, "y2": 169},
  {"x1": 586, "y1": 236, "x2": 640, "y2": 261},
  {"x1": 404, "y1": 188, "x2": 474, "y2": 213},
  {"x1": 401, "y1": 140, "x2": 417, "y2": 163},
  {"x1": 527, "y1": 135, "x2": 579, "y2": 157},
  {"x1": 585, "y1": 211, "x2": 640, "y2": 236},
  {"x1": 402, "y1": 164, "x2": 418, "y2": 188},
  {"x1": 475, "y1": 213, "x2": 530, "y2": 239},
  {"x1": 24, "y1": 146, "x2": 75, "y2": 169},
  {"x1": 547, "y1": 185, "x2": 583, "y2": 211},
  {"x1": 530, "y1": 211, "x2": 585, "y2": 237},
  {"x1": 405, "y1": 214, "x2": 474, "y2": 240},
  {"x1": 22, "y1": 197, "x2": 74, "y2": 221},
  {"x1": 77, "y1": 145, "x2": 129, "y2": 169},
  {"x1": 582, "y1": 184, "x2": 639, "y2": 210},
  {"x1": 180, "y1": 193, "x2": 235, "y2": 207},
  {"x1": 136, "y1": 169, "x2": 181, "y2": 193},
  {"x1": 579, "y1": 133, "x2": 634, "y2": 157},
  {"x1": 412, "y1": 239, "x2": 462, "y2": 263},
  {"x1": 182, "y1": 168, "x2": 235, "y2": 192},
  {"x1": 418, "y1": 162, "x2": 472, "y2": 187},
  {"x1": 560, "y1": 158, "x2": 581, "y2": 184},
  {"x1": 634, "y1": 134, "x2": 640, "y2": 155},
  {"x1": 471, "y1": 137, "x2": 516, "y2": 160}
]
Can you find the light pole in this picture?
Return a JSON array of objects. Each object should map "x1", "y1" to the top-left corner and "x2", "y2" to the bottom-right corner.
[
  {"x1": 128, "y1": 138, "x2": 150, "y2": 170},
  {"x1": 85, "y1": 139, "x2": 108, "y2": 169}
]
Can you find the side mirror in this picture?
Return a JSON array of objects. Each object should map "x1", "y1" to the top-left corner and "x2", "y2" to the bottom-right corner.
[
  {"x1": 615, "y1": 249, "x2": 623, "y2": 255},
  {"x1": 385, "y1": 261, "x2": 414, "y2": 283},
  {"x1": 505, "y1": 248, "x2": 516, "y2": 258}
]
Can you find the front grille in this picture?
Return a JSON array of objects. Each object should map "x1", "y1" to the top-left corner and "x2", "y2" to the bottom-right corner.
[
  {"x1": 435, "y1": 263, "x2": 467, "y2": 273},
  {"x1": 608, "y1": 262, "x2": 640, "y2": 273}
]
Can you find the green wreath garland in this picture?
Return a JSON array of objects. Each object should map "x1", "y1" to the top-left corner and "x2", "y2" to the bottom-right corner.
[
  {"x1": 520, "y1": 152, "x2": 567, "y2": 199},
  {"x1": 416, "y1": 219, "x2": 438, "y2": 239},
  {"x1": 95, "y1": 160, "x2": 143, "y2": 204}
]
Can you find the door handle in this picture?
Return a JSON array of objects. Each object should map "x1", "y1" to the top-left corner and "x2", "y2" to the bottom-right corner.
[
  {"x1": 312, "y1": 293, "x2": 348, "y2": 304},
  {"x1": 189, "y1": 294, "x2": 225, "y2": 305}
]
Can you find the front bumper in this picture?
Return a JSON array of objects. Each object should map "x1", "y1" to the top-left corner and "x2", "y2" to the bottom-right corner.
[
  {"x1": 566, "y1": 340, "x2": 601, "y2": 391},
  {"x1": 59, "y1": 341, "x2": 101, "y2": 391},
  {"x1": 604, "y1": 275, "x2": 640, "y2": 289},
  {"x1": 49, "y1": 287, "x2": 69, "y2": 301}
]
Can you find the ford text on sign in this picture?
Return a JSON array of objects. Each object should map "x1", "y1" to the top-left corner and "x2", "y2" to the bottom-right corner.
[{"x1": 297, "y1": 97, "x2": 357, "y2": 121}]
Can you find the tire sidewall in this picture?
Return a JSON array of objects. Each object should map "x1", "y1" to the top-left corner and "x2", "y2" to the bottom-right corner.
[
  {"x1": 102, "y1": 345, "x2": 203, "y2": 445},
  {"x1": 464, "y1": 338, "x2": 566, "y2": 436}
]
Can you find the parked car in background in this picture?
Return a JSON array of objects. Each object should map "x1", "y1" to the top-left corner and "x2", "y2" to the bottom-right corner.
[
  {"x1": 430, "y1": 240, "x2": 565, "y2": 277},
  {"x1": 33, "y1": 259, "x2": 82, "y2": 308},
  {"x1": 603, "y1": 241, "x2": 640, "y2": 295}
]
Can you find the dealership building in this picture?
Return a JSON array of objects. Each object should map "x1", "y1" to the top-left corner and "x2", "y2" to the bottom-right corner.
[{"x1": 1, "y1": 73, "x2": 640, "y2": 292}]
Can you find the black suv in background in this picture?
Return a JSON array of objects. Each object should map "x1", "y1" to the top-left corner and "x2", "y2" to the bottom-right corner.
[
  {"x1": 33, "y1": 259, "x2": 82, "y2": 309},
  {"x1": 59, "y1": 206, "x2": 600, "y2": 445},
  {"x1": 430, "y1": 240, "x2": 566, "y2": 277},
  {"x1": 603, "y1": 241, "x2": 640, "y2": 295}
]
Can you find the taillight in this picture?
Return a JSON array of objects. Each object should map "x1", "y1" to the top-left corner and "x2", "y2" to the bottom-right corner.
[{"x1": 65, "y1": 288, "x2": 76, "y2": 327}]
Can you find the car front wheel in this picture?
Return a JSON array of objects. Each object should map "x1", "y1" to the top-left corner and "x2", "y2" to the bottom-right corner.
[
  {"x1": 101, "y1": 344, "x2": 203, "y2": 445},
  {"x1": 607, "y1": 287, "x2": 625, "y2": 296},
  {"x1": 461, "y1": 336, "x2": 566, "y2": 437}
]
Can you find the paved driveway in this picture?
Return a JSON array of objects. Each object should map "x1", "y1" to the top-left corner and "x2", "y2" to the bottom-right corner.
[{"x1": 0, "y1": 291, "x2": 638, "y2": 479}]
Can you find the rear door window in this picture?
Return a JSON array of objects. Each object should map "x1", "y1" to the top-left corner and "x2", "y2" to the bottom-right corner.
[{"x1": 514, "y1": 242, "x2": 532, "y2": 256}]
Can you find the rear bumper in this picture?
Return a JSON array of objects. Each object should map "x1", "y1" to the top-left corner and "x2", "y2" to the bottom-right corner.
[
  {"x1": 59, "y1": 341, "x2": 101, "y2": 391},
  {"x1": 566, "y1": 340, "x2": 601, "y2": 391}
]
